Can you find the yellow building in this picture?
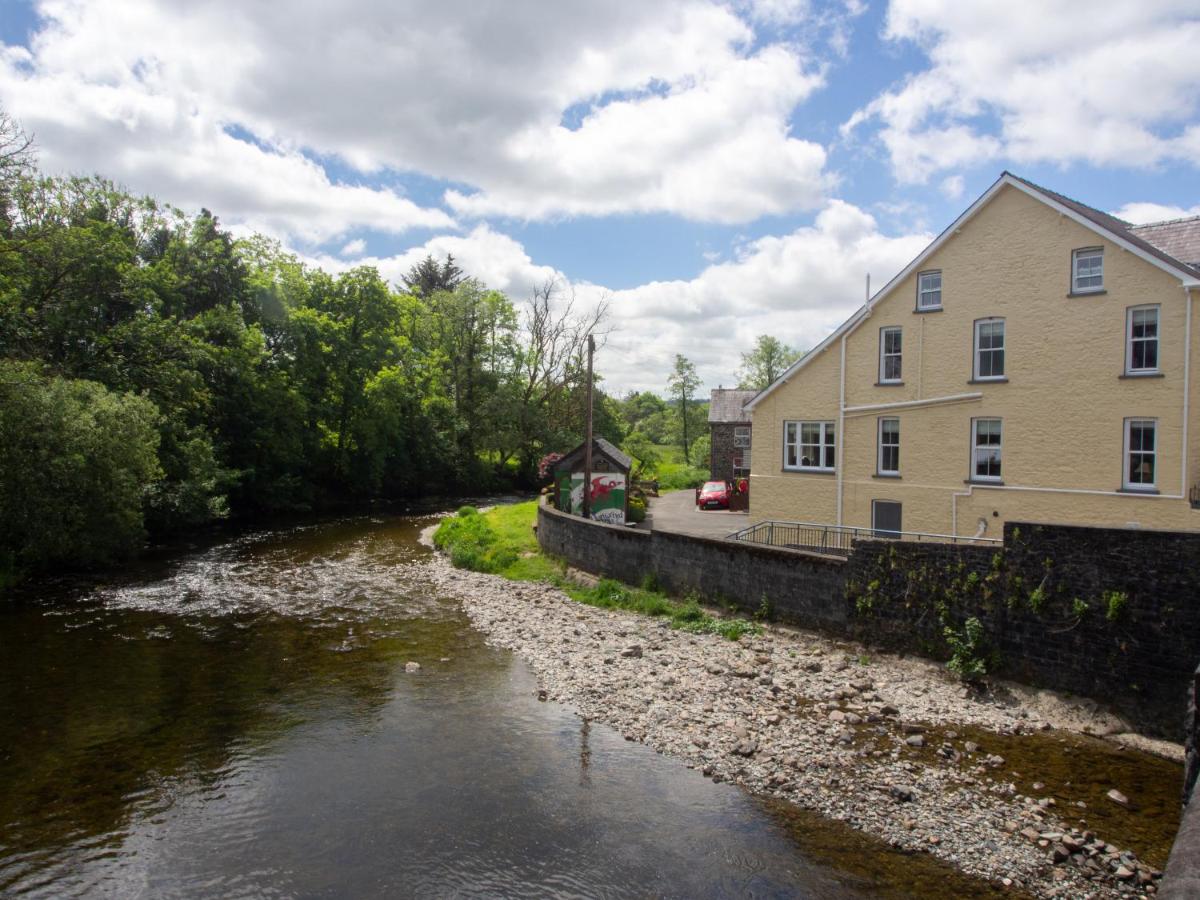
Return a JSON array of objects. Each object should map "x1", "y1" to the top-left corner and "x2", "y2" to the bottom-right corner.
[{"x1": 747, "y1": 173, "x2": 1200, "y2": 538}]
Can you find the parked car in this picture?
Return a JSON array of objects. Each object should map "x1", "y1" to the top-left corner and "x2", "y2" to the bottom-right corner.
[{"x1": 695, "y1": 480, "x2": 731, "y2": 510}]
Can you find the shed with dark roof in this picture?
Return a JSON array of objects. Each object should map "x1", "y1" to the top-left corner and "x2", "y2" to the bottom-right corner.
[{"x1": 550, "y1": 437, "x2": 631, "y2": 524}]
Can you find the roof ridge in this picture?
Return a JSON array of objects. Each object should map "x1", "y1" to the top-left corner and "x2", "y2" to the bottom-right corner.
[{"x1": 1130, "y1": 214, "x2": 1200, "y2": 229}]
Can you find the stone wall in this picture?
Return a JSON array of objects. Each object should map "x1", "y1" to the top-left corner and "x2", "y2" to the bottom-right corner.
[
  {"x1": 538, "y1": 501, "x2": 1200, "y2": 738},
  {"x1": 1161, "y1": 666, "x2": 1200, "y2": 899},
  {"x1": 844, "y1": 522, "x2": 1200, "y2": 738},
  {"x1": 537, "y1": 501, "x2": 846, "y2": 627},
  {"x1": 709, "y1": 423, "x2": 748, "y2": 483}
]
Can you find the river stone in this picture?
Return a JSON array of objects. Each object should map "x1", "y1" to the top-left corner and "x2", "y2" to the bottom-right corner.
[
  {"x1": 404, "y1": 661, "x2": 421, "y2": 673},
  {"x1": 1106, "y1": 789, "x2": 1130, "y2": 807},
  {"x1": 905, "y1": 735, "x2": 925, "y2": 748},
  {"x1": 732, "y1": 739, "x2": 758, "y2": 757},
  {"x1": 620, "y1": 645, "x2": 643, "y2": 658}
]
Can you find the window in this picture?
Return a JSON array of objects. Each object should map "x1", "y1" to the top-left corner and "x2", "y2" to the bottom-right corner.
[
  {"x1": 1123, "y1": 419, "x2": 1157, "y2": 490},
  {"x1": 1126, "y1": 306, "x2": 1160, "y2": 374},
  {"x1": 784, "y1": 421, "x2": 835, "y2": 471},
  {"x1": 971, "y1": 418, "x2": 1002, "y2": 482},
  {"x1": 973, "y1": 318, "x2": 1005, "y2": 380},
  {"x1": 733, "y1": 426, "x2": 751, "y2": 449},
  {"x1": 1072, "y1": 248, "x2": 1103, "y2": 293},
  {"x1": 917, "y1": 271, "x2": 942, "y2": 310},
  {"x1": 878, "y1": 418, "x2": 900, "y2": 475},
  {"x1": 879, "y1": 327, "x2": 902, "y2": 383}
]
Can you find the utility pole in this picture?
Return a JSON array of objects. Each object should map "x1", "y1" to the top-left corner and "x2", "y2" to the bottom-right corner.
[{"x1": 582, "y1": 334, "x2": 595, "y2": 519}]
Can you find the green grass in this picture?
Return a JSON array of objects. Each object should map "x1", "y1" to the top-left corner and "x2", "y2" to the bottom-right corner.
[
  {"x1": 649, "y1": 442, "x2": 710, "y2": 491},
  {"x1": 434, "y1": 501, "x2": 759, "y2": 640}
]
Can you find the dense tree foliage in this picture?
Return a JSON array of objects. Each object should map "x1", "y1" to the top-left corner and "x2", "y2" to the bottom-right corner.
[
  {"x1": 737, "y1": 334, "x2": 802, "y2": 390},
  {"x1": 0, "y1": 113, "x2": 611, "y2": 585}
]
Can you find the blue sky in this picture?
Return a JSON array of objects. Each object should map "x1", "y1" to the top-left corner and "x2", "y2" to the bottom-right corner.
[{"x1": 1, "y1": 0, "x2": 1197, "y2": 393}]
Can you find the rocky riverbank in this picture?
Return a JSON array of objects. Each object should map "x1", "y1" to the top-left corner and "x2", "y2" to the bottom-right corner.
[{"x1": 422, "y1": 548, "x2": 1179, "y2": 899}]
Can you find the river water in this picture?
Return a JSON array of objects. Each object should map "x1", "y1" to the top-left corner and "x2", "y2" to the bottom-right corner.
[{"x1": 0, "y1": 513, "x2": 1010, "y2": 898}]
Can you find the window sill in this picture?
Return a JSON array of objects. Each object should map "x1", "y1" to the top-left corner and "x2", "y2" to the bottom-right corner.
[
  {"x1": 964, "y1": 478, "x2": 1004, "y2": 486},
  {"x1": 874, "y1": 381, "x2": 904, "y2": 387},
  {"x1": 968, "y1": 377, "x2": 1008, "y2": 384},
  {"x1": 873, "y1": 473, "x2": 901, "y2": 479},
  {"x1": 1117, "y1": 486, "x2": 1159, "y2": 495},
  {"x1": 913, "y1": 306, "x2": 943, "y2": 314},
  {"x1": 1067, "y1": 289, "x2": 1107, "y2": 298},
  {"x1": 782, "y1": 468, "x2": 836, "y2": 476},
  {"x1": 1119, "y1": 372, "x2": 1164, "y2": 379}
]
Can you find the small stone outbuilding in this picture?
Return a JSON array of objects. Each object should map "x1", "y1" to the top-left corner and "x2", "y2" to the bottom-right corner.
[
  {"x1": 551, "y1": 437, "x2": 632, "y2": 525},
  {"x1": 708, "y1": 389, "x2": 756, "y2": 483}
]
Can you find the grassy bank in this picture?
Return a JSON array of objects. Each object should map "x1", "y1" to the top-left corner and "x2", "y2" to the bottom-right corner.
[{"x1": 433, "y1": 502, "x2": 759, "y2": 640}]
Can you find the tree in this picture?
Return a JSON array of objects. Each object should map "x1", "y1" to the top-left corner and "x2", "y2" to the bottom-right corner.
[
  {"x1": 666, "y1": 354, "x2": 701, "y2": 464},
  {"x1": 737, "y1": 334, "x2": 803, "y2": 390},
  {"x1": 402, "y1": 253, "x2": 464, "y2": 298}
]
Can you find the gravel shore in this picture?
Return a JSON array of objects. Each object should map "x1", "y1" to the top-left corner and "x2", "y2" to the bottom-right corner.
[{"x1": 422, "y1": 545, "x2": 1178, "y2": 899}]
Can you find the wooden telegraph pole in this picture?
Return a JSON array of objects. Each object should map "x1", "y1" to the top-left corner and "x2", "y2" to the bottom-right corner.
[{"x1": 582, "y1": 334, "x2": 595, "y2": 519}]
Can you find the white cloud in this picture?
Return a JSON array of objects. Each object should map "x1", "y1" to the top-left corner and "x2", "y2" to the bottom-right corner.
[
  {"x1": 2, "y1": 0, "x2": 835, "y2": 228},
  {"x1": 340, "y1": 238, "x2": 367, "y2": 257},
  {"x1": 844, "y1": 1, "x2": 1200, "y2": 182},
  {"x1": 1113, "y1": 201, "x2": 1200, "y2": 225},
  {"x1": 939, "y1": 174, "x2": 964, "y2": 200}
]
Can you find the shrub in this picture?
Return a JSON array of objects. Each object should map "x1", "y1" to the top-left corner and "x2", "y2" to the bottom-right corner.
[
  {"x1": 944, "y1": 616, "x2": 989, "y2": 682},
  {"x1": 628, "y1": 495, "x2": 647, "y2": 523}
]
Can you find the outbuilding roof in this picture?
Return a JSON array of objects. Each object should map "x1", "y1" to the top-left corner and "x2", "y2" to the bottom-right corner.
[
  {"x1": 552, "y1": 436, "x2": 632, "y2": 472},
  {"x1": 1130, "y1": 216, "x2": 1200, "y2": 268},
  {"x1": 708, "y1": 389, "x2": 756, "y2": 423}
]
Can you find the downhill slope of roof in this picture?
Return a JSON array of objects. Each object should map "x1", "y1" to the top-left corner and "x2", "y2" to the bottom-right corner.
[
  {"x1": 708, "y1": 389, "x2": 757, "y2": 423},
  {"x1": 554, "y1": 436, "x2": 632, "y2": 472},
  {"x1": 1130, "y1": 216, "x2": 1200, "y2": 268},
  {"x1": 746, "y1": 171, "x2": 1200, "y2": 412}
]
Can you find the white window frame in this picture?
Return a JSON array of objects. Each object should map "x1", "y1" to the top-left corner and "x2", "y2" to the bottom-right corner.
[
  {"x1": 1122, "y1": 418, "x2": 1157, "y2": 491},
  {"x1": 972, "y1": 318, "x2": 1006, "y2": 381},
  {"x1": 733, "y1": 425, "x2": 751, "y2": 449},
  {"x1": 877, "y1": 417, "x2": 900, "y2": 475},
  {"x1": 1125, "y1": 305, "x2": 1160, "y2": 375},
  {"x1": 879, "y1": 326, "x2": 902, "y2": 383},
  {"x1": 917, "y1": 270, "x2": 942, "y2": 310},
  {"x1": 970, "y1": 418, "x2": 1003, "y2": 483},
  {"x1": 783, "y1": 420, "x2": 835, "y2": 472},
  {"x1": 1072, "y1": 248, "x2": 1104, "y2": 294}
]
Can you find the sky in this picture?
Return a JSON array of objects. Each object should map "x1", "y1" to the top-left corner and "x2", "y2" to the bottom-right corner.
[{"x1": 1, "y1": 0, "x2": 1198, "y2": 395}]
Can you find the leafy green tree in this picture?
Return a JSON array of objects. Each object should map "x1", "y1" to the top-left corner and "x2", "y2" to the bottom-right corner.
[
  {"x1": 737, "y1": 334, "x2": 803, "y2": 390},
  {"x1": 667, "y1": 354, "x2": 702, "y2": 464},
  {"x1": 0, "y1": 362, "x2": 162, "y2": 577}
]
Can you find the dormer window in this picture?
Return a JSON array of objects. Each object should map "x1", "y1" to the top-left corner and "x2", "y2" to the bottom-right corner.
[
  {"x1": 1072, "y1": 248, "x2": 1103, "y2": 293},
  {"x1": 917, "y1": 271, "x2": 942, "y2": 310}
]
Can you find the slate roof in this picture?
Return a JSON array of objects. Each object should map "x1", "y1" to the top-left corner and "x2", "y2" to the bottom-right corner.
[
  {"x1": 553, "y1": 436, "x2": 632, "y2": 472},
  {"x1": 708, "y1": 389, "x2": 756, "y2": 424},
  {"x1": 1005, "y1": 173, "x2": 1200, "y2": 279},
  {"x1": 1130, "y1": 216, "x2": 1200, "y2": 268}
]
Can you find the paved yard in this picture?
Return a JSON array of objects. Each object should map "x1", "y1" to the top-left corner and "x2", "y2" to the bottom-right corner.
[{"x1": 642, "y1": 489, "x2": 748, "y2": 539}]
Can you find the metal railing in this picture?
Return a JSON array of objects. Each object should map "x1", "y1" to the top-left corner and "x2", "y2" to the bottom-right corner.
[{"x1": 727, "y1": 519, "x2": 1001, "y2": 556}]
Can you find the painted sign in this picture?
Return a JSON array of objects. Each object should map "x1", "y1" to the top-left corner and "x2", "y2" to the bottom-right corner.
[{"x1": 556, "y1": 472, "x2": 626, "y2": 524}]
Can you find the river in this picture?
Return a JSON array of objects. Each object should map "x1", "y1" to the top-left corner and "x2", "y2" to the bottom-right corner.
[{"x1": 1, "y1": 511, "x2": 1016, "y2": 898}]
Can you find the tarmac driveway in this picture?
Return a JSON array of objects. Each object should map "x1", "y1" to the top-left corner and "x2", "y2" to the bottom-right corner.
[{"x1": 642, "y1": 489, "x2": 748, "y2": 539}]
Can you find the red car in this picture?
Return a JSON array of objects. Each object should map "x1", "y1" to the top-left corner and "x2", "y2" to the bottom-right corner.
[{"x1": 696, "y1": 480, "x2": 730, "y2": 510}]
